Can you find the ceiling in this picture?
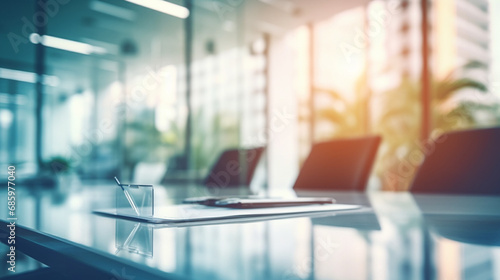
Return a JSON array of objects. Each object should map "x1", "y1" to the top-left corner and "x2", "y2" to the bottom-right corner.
[{"x1": 0, "y1": 0, "x2": 368, "y2": 94}]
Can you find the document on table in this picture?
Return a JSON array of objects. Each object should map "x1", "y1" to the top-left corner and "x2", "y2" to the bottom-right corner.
[{"x1": 93, "y1": 203, "x2": 362, "y2": 226}]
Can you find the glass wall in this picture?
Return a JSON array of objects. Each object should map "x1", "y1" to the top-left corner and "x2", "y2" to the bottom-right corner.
[
  {"x1": 0, "y1": 2, "x2": 38, "y2": 175},
  {"x1": 0, "y1": 1, "x2": 189, "y2": 183},
  {"x1": 0, "y1": 0, "x2": 263, "y2": 186}
]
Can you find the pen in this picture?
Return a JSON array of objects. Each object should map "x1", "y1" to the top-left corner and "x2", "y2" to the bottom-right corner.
[
  {"x1": 115, "y1": 223, "x2": 141, "y2": 254},
  {"x1": 114, "y1": 176, "x2": 141, "y2": 216}
]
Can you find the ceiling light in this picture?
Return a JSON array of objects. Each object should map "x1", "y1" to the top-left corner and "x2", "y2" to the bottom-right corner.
[
  {"x1": 30, "y1": 33, "x2": 107, "y2": 55},
  {"x1": 125, "y1": 0, "x2": 189, "y2": 19},
  {"x1": 0, "y1": 68, "x2": 60, "y2": 86},
  {"x1": 90, "y1": 0, "x2": 136, "y2": 21}
]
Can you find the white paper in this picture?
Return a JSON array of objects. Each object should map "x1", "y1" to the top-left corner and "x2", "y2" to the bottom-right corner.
[{"x1": 94, "y1": 204, "x2": 362, "y2": 225}]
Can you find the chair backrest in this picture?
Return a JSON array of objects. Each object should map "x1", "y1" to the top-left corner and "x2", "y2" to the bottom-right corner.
[
  {"x1": 293, "y1": 136, "x2": 381, "y2": 191},
  {"x1": 203, "y1": 147, "x2": 265, "y2": 188},
  {"x1": 411, "y1": 127, "x2": 500, "y2": 194}
]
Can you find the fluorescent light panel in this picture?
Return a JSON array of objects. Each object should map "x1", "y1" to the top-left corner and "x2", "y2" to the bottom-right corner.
[
  {"x1": 125, "y1": 0, "x2": 189, "y2": 19},
  {"x1": 82, "y1": 38, "x2": 119, "y2": 55},
  {"x1": 0, "y1": 68, "x2": 59, "y2": 86},
  {"x1": 30, "y1": 34, "x2": 107, "y2": 55},
  {"x1": 90, "y1": 0, "x2": 136, "y2": 21}
]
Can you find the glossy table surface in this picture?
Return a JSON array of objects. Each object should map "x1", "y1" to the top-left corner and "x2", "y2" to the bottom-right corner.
[{"x1": 1, "y1": 182, "x2": 500, "y2": 280}]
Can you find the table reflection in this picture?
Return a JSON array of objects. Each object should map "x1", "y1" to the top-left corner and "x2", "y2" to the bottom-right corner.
[{"x1": 115, "y1": 221, "x2": 153, "y2": 257}]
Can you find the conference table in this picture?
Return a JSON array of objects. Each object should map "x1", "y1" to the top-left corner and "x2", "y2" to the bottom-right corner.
[{"x1": 1, "y1": 181, "x2": 500, "y2": 280}]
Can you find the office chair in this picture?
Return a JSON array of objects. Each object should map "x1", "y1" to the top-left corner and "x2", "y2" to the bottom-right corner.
[
  {"x1": 293, "y1": 136, "x2": 381, "y2": 191},
  {"x1": 411, "y1": 127, "x2": 500, "y2": 195},
  {"x1": 203, "y1": 147, "x2": 265, "y2": 188}
]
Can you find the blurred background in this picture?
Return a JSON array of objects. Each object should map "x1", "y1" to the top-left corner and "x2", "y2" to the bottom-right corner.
[{"x1": 1, "y1": 0, "x2": 500, "y2": 192}]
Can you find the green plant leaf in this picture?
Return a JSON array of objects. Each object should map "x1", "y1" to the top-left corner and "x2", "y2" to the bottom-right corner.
[{"x1": 433, "y1": 78, "x2": 487, "y2": 101}]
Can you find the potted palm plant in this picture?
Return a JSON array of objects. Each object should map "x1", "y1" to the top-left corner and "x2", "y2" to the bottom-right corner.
[{"x1": 374, "y1": 62, "x2": 497, "y2": 190}]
